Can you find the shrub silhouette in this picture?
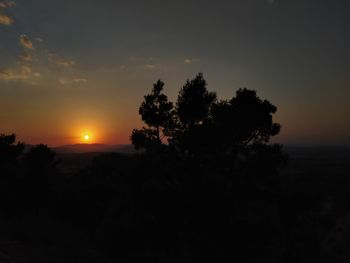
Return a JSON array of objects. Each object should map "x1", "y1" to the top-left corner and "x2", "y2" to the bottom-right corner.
[
  {"x1": 23, "y1": 144, "x2": 57, "y2": 168},
  {"x1": 0, "y1": 134, "x2": 25, "y2": 213},
  {"x1": 0, "y1": 133, "x2": 24, "y2": 164},
  {"x1": 16, "y1": 144, "x2": 61, "y2": 215}
]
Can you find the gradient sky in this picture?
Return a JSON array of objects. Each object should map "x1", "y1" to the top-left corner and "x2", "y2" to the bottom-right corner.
[{"x1": 0, "y1": 0, "x2": 349, "y2": 146}]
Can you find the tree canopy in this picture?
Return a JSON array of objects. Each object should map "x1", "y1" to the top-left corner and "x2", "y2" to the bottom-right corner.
[
  {"x1": 131, "y1": 80, "x2": 174, "y2": 151},
  {"x1": 131, "y1": 73, "x2": 282, "y2": 160},
  {"x1": 0, "y1": 133, "x2": 24, "y2": 164}
]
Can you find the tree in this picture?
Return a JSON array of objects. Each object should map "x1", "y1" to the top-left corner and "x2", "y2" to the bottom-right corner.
[
  {"x1": 0, "y1": 134, "x2": 25, "y2": 213},
  {"x1": 22, "y1": 144, "x2": 57, "y2": 168},
  {"x1": 161, "y1": 73, "x2": 217, "y2": 154},
  {"x1": 0, "y1": 133, "x2": 24, "y2": 164},
  {"x1": 208, "y1": 88, "x2": 281, "y2": 155},
  {"x1": 131, "y1": 73, "x2": 283, "y2": 162},
  {"x1": 130, "y1": 128, "x2": 161, "y2": 151},
  {"x1": 131, "y1": 80, "x2": 174, "y2": 151},
  {"x1": 22, "y1": 144, "x2": 59, "y2": 207},
  {"x1": 176, "y1": 73, "x2": 216, "y2": 128}
]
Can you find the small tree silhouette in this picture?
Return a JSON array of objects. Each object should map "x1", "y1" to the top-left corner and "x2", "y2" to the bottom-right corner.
[
  {"x1": 0, "y1": 133, "x2": 24, "y2": 164},
  {"x1": 208, "y1": 88, "x2": 281, "y2": 154},
  {"x1": 22, "y1": 144, "x2": 59, "y2": 207},
  {"x1": 23, "y1": 144, "x2": 57, "y2": 168},
  {"x1": 176, "y1": 73, "x2": 216, "y2": 128},
  {"x1": 131, "y1": 80, "x2": 174, "y2": 151}
]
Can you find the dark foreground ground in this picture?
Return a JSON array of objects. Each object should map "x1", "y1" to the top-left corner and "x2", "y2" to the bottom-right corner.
[{"x1": 0, "y1": 146, "x2": 350, "y2": 262}]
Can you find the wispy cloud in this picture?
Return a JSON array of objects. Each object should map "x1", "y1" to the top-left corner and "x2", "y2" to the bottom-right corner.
[
  {"x1": 73, "y1": 77, "x2": 88, "y2": 83},
  {"x1": 0, "y1": 66, "x2": 40, "y2": 81},
  {"x1": 268, "y1": 0, "x2": 275, "y2": 4},
  {"x1": 20, "y1": 65, "x2": 31, "y2": 74},
  {"x1": 0, "y1": 69, "x2": 10, "y2": 78},
  {"x1": 0, "y1": 68, "x2": 28, "y2": 81},
  {"x1": 20, "y1": 35, "x2": 35, "y2": 50},
  {"x1": 0, "y1": 1, "x2": 84, "y2": 86},
  {"x1": 143, "y1": 64, "x2": 156, "y2": 70},
  {"x1": 184, "y1": 58, "x2": 200, "y2": 64},
  {"x1": 0, "y1": 1, "x2": 14, "y2": 25},
  {"x1": 0, "y1": 13, "x2": 13, "y2": 25},
  {"x1": 59, "y1": 77, "x2": 88, "y2": 85},
  {"x1": 0, "y1": 0, "x2": 15, "y2": 8},
  {"x1": 55, "y1": 59, "x2": 76, "y2": 67},
  {"x1": 19, "y1": 51, "x2": 32, "y2": 62},
  {"x1": 59, "y1": 78, "x2": 68, "y2": 85},
  {"x1": 48, "y1": 53, "x2": 76, "y2": 67}
]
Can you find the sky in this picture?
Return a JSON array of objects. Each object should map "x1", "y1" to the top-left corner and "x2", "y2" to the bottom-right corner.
[{"x1": 0, "y1": 0, "x2": 349, "y2": 146}]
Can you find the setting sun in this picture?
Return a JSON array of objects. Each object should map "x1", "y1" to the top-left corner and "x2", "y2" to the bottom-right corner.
[{"x1": 81, "y1": 132, "x2": 93, "y2": 143}]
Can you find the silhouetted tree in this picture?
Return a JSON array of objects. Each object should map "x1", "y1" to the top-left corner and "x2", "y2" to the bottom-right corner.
[
  {"x1": 130, "y1": 127, "x2": 160, "y2": 150},
  {"x1": 176, "y1": 73, "x2": 216, "y2": 127},
  {"x1": 207, "y1": 88, "x2": 281, "y2": 154},
  {"x1": 22, "y1": 144, "x2": 59, "y2": 208},
  {"x1": 22, "y1": 144, "x2": 57, "y2": 168},
  {"x1": 0, "y1": 133, "x2": 24, "y2": 164},
  {"x1": 0, "y1": 134, "x2": 25, "y2": 217},
  {"x1": 167, "y1": 73, "x2": 217, "y2": 153},
  {"x1": 131, "y1": 73, "x2": 282, "y2": 161},
  {"x1": 131, "y1": 80, "x2": 174, "y2": 151}
]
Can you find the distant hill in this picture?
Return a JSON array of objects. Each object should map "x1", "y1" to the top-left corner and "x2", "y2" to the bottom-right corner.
[{"x1": 52, "y1": 143, "x2": 136, "y2": 154}]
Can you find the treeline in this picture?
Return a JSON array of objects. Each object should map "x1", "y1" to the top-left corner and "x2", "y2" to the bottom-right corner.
[{"x1": 0, "y1": 74, "x2": 345, "y2": 262}]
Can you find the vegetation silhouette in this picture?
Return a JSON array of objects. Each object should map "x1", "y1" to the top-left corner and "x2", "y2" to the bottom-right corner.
[
  {"x1": 131, "y1": 79, "x2": 174, "y2": 152},
  {"x1": 128, "y1": 73, "x2": 286, "y2": 262},
  {"x1": 0, "y1": 133, "x2": 24, "y2": 165},
  {"x1": 0, "y1": 73, "x2": 348, "y2": 262}
]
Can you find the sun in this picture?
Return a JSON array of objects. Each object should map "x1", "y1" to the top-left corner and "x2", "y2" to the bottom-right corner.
[{"x1": 81, "y1": 132, "x2": 93, "y2": 143}]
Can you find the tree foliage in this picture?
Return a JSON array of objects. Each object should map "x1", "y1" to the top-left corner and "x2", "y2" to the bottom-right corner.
[
  {"x1": 0, "y1": 133, "x2": 24, "y2": 164},
  {"x1": 23, "y1": 144, "x2": 57, "y2": 168},
  {"x1": 131, "y1": 80, "x2": 174, "y2": 151},
  {"x1": 176, "y1": 73, "x2": 216, "y2": 128},
  {"x1": 131, "y1": 73, "x2": 282, "y2": 159}
]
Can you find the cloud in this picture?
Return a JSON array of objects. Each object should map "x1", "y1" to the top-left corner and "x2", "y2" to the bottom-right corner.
[
  {"x1": 143, "y1": 64, "x2": 156, "y2": 70},
  {"x1": 59, "y1": 78, "x2": 68, "y2": 85},
  {"x1": 55, "y1": 59, "x2": 76, "y2": 67},
  {"x1": 19, "y1": 51, "x2": 32, "y2": 62},
  {"x1": 20, "y1": 65, "x2": 32, "y2": 74},
  {"x1": 184, "y1": 58, "x2": 199, "y2": 64},
  {"x1": 59, "y1": 77, "x2": 88, "y2": 85},
  {"x1": 0, "y1": 0, "x2": 15, "y2": 8},
  {"x1": 0, "y1": 69, "x2": 10, "y2": 78},
  {"x1": 73, "y1": 77, "x2": 88, "y2": 83},
  {"x1": 35, "y1": 37, "x2": 44, "y2": 42},
  {"x1": 0, "y1": 69, "x2": 28, "y2": 81},
  {"x1": 48, "y1": 53, "x2": 76, "y2": 67},
  {"x1": 20, "y1": 35, "x2": 35, "y2": 50},
  {"x1": 0, "y1": 13, "x2": 13, "y2": 25},
  {"x1": 268, "y1": 0, "x2": 275, "y2": 4},
  {"x1": 0, "y1": 66, "x2": 40, "y2": 81}
]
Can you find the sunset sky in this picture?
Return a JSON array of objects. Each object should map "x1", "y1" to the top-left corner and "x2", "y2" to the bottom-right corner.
[{"x1": 0, "y1": 0, "x2": 349, "y2": 146}]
